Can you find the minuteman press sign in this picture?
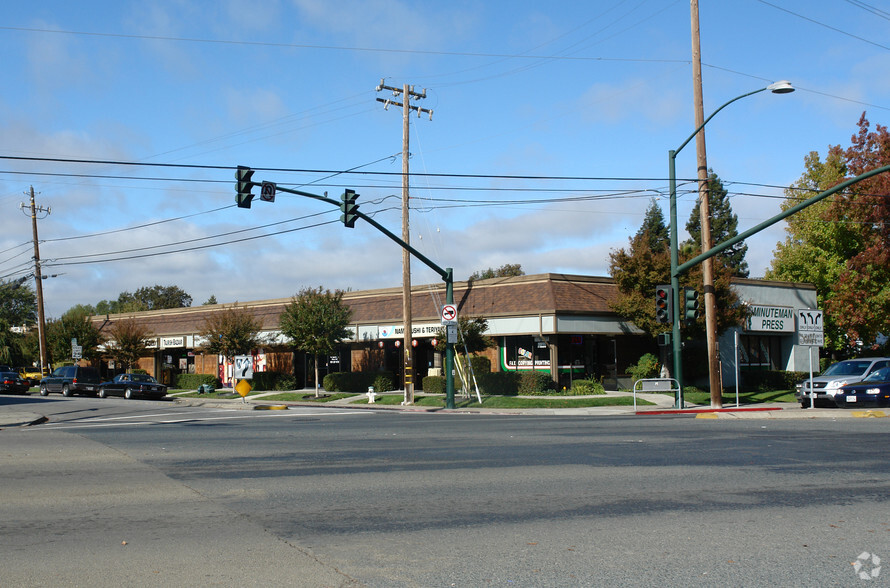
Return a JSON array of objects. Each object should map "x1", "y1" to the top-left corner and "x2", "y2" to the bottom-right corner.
[{"x1": 746, "y1": 305, "x2": 795, "y2": 333}]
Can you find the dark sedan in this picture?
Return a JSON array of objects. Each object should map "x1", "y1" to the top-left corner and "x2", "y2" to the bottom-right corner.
[
  {"x1": 834, "y1": 367, "x2": 890, "y2": 408},
  {"x1": 0, "y1": 371, "x2": 30, "y2": 395},
  {"x1": 98, "y1": 373, "x2": 168, "y2": 400}
]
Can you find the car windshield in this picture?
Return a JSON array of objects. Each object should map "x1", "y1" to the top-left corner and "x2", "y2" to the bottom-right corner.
[
  {"x1": 130, "y1": 374, "x2": 156, "y2": 383},
  {"x1": 822, "y1": 360, "x2": 872, "y2": 377},
  {"x1": 862, "y1": 367, "x2": 890, "y2": 382},
  {"x1": 1, "y1": 372, "x2": 19, "y2": 379}
]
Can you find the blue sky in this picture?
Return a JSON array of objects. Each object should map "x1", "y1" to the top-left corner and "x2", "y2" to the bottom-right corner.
[{"x1": 1, "y1": 1, "x2": 889, "y2": 318}]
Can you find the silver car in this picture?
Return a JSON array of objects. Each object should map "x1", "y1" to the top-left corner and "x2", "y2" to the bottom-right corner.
[{"x1": 796, "y1": 357, "x2": 890, "y2": 407}]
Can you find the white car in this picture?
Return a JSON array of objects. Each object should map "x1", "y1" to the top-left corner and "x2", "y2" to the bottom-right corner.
[{"x1": 796, "y1": 357, "x2": 890, "y2": 408}]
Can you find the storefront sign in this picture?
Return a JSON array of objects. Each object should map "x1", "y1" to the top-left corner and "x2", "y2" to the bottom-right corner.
[
  {"x1": 160, "y1": 337, "x2": 184, "y2": 349},
  {"x1": 746, "y1": 305, "x2": 795, "y2": 333},
  {"x1": 378, "y1": 323, "x2": 441, "y2": 339}
]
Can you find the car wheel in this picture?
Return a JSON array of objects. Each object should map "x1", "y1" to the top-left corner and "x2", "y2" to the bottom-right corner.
[
  {"x1": 124, "y1": 388, "x2": 134, "y2": 400},
  {"x1": 98, "y1": 388, "x2": 107, "y2": 398},
  {"x1": 62, "y1": 384, "x2": 71, "y2": 397},
  {"x1": 39, "y1": 384, "x2": 48, "y2": 396}
]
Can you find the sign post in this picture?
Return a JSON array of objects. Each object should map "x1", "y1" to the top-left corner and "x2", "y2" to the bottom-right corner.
[{"x1": 797, "y1": 309, "x2": 824, "y2": 410}]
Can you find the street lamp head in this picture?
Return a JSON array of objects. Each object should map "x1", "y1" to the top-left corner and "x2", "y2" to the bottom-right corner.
[{"x1": 767, "y1": 80, "x2": 794, "y2": 94}]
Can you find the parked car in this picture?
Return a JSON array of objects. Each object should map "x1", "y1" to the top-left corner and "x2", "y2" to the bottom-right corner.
[
  {"x1": 796, "y1": 357, "x2": 890, "y2": 408},
  {"x1": 833, "y1": 367, "x2": 890, "y2": 408},
  {"x1": 17, "y1": 367, "x2": 46, "y2": 387},
  {"x1": 39, "y1": 365, "x2": 102, "y2": 396},
  {"x1": 98, "y1": 373, "x2": 168, "y2": 400},
  {"x1": 0, "y1": 371, "x2": 30, "y2": 395}
]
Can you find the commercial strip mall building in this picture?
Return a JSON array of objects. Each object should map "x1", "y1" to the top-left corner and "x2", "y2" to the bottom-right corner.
[{"x1": 90, "y1": 273, "x2": 818, "y2": 390}]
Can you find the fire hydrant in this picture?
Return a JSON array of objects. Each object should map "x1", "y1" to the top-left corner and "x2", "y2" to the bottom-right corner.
[{"x1": 366, "y1": 386, "x2": 377, "y2": 403}]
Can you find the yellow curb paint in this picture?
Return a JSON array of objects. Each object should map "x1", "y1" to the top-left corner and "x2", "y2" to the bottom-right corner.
[
  {"x1": 695, "y1": 413, "x2": 719, "y2": 419},
  {"x1": 253, "y1": 405, "x2": 288, "y2": 411},
  {"x1": 851, "y1": 410, "x2": 887, "y2": 418}
]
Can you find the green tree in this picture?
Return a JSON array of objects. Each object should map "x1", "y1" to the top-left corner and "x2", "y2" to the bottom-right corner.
[
  {"x1": 0, "y1": 319, "x2": 27, "y2": 365},
  {"x1": 608, "y1": 199, "x2": 745, "y2": 340},
  {"x1": 684, "y1": 171, "x2": 749, "y2": 277},
  {"x1": 197, "y1": 305, "x2": 265, "y2": 369},
  {"x1": 104, "y1": 318, "x2": 153, "y2": 371},
  {"x1": 278, "y1": 287, "x2": 353, "y2": 397},
  {"x1": 45, "y1": 307, "x2": 104, "y2": 365},
  {"x1": 469, "y1": 263, "x2": 525, "y2": 282},
  {"x1": 766, "y1": 147, "x2": 852, "y2": 352},
  {"x1": 434, "y1": 316, "x2": 495, "y2": 354},
  {"x1": 203, "y1": 295, "x2": 218, "y2": 306},
  {"x1": 0, "y1": 278, "x2": 38, "y2": 326}
]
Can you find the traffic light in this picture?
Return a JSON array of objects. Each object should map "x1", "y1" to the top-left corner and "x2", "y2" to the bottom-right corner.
[
  {"x1": 340, "y1": 189, "x2": 359, "y2": 228},
  {"x1": 684, "y1": 287, "x2": 700, "y2": 324},
  {"x1": 655, "y1": 285, "x2": 672, "y2": 324},
  {"x1": 236, "y1": 166, "x2": 256, "y2": 209}
]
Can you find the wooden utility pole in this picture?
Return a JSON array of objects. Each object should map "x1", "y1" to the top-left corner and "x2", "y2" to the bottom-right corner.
[
  {"x1": 24, "y1": 186, "x2": 51, "y2": 373},
  {"x1": 690, "y1": 0, "x2": 722, "y2": 407},
  {"x1": 375, "y1": 80, "x2": 433, "y2": 404}
]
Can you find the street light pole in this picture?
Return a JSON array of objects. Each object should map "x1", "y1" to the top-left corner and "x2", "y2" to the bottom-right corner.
[{"x1": 669, "y1": 81, "x2": 793, "y2": 406}]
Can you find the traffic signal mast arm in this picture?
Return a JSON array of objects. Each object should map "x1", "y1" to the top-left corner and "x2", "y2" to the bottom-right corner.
[{"x1": 269, "y1": 183, "x2": 450, "y2": 283}]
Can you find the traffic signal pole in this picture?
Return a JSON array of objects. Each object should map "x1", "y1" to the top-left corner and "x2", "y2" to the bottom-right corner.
[{"x1": 235, "y1": 171, "x2": 457, "y2": 408}]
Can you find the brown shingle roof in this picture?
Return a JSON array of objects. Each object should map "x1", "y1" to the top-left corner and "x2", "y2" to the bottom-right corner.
[{"x1": 91, "y1": 273, "x2": 622, "y2": 338}]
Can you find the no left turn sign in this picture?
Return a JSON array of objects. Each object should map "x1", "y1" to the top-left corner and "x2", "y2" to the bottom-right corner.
[{"x1": 441, "y1": 304, "x2": 457, "y2": 325}]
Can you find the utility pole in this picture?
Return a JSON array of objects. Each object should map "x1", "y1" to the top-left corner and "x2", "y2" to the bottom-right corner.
[
  {"x1": 22, "y1": 186, "x2": 51, "y2": 374},
  {"x1": 375, "y1": 80, "x2": 433, "y2": 405},
  {"x1": 690, "y1": 0, "x2": 722, "y2": 407}
]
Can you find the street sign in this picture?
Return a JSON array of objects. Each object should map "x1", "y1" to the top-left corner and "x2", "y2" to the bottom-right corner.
[
  {"x1": 234, "y1": 355, "x2": 254, "y2": 379},
  {"x1": 260, "y1": 181, "x2": 276, "y2": 202},
  {"x1": 441, "y1": 304, "x2": 457, "y2": 325},
  {"x1": 235, "y1": 379, "x2": 252, "y2": 398},
  {"x1": 797, "y1": 308, "x2": 824, "y2": 347},
  {"x1": 72, "y1": 345, "x2": 82, "y2": 360}
]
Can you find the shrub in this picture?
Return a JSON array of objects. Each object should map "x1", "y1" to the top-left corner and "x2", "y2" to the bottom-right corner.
[
  {"x1": 477, "y1": 371, "x2": 520, "y2": 396},
  {"x1": 518, "y1": 371, "x2": 556, "y2": 396},
  {"x1": 467, "y1": 355, "x2": 491, "y2": 375},
  {"x1": 175, "y1": 373, "x2": 220, "y2": 390},
  {"x1": 568, "y1": 379, "x2": 605, "y2": 396},
  {"x1": 251, "y1": 371, "x2": 298, "y2": 391},
  {"x1": 422, "y1": 375, "x2": 446, "y2": 394},
  {"x1": 742, "y1": 370, "x2": 808, "y2": 392},
  {"x1": 323, "y1": 371, "x2": 398, "y2": 392},
  {"x1": 373, "y1": 373, "x2": 395, "y2": 393},
  {"x1": 628, "y1": 353, "x2": 660, "y2": 382}
]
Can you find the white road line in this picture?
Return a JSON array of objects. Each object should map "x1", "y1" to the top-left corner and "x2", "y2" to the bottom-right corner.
[{"x1": 32, "y1": 409, "x2": 369, "y2": 430}]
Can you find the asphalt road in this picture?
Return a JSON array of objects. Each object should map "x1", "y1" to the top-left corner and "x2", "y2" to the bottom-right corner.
[{"x1": 3, "y1": 396, "x2": 889, "y2": 587}]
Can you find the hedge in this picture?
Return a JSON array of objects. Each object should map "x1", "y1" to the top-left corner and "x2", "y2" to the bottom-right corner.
[
  {"x1": 250, "y1": 371, "x2": 298, "y2": 391},
  {"x1": 323, "y1": 371, "x2": 397, "y2": 393},
  {"x1": 175, "y1": 373, "x2": 220, "y2": 390},
  {"x1": 742, "y1": 370, "x2": 809, "y2": 391}
]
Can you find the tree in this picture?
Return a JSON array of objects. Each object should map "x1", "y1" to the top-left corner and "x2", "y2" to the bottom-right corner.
[
  {"x1": 278, "y1": 287, "x2": 353, "y2": 397},
  {"x1": 684, "y1": 171, "x2": 749, "y2": 277},
  {"x1": 434, "y1": 316, "x2": 495, "y2": 355},
  {"x1": 608, "y1": 198, "x2": 745, "y2": 340},
  {"x1": 104, "y1": 318, "x2": 153, "y2": 372},
  {"x1": 766, "y1": 147, "x2": 852, "y2": 352},
  {"x1": 197, "y1": 305, "x2": 265, "y2": 371},
  {"x1": 469, "y1": 264, "x2": 525, "y2": 282},
  {"x1": 129, "y1": 285, "x2": 192, "y2": 311},
  {"x1": 767, "y1": 115, "x2": 890, "y2": 352},
  {"x1": 0, "y1": 278, "x2": 38, "y2": 326},
  {"x1": 203, "y1": 295, "x2": 218, "y2": 306},
  {"x1": 45, "y1": 307, "x2": 104, "y2": 365},
  {"x1": 825, "y1": 115, "x2": 890, "y2": 347},
  {"x1": 0, "y1": 318, "x2": 26, "y2": 366}
]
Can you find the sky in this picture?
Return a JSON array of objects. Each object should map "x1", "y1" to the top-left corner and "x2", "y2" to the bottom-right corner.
[{"x1": 2, "y1": 0, "x2": 889, "y2": 319}]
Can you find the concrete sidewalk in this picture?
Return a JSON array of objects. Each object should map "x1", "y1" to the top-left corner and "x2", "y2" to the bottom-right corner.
[{"x1": 2, "y1": 390, "x2": 888, "y2": 429}]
